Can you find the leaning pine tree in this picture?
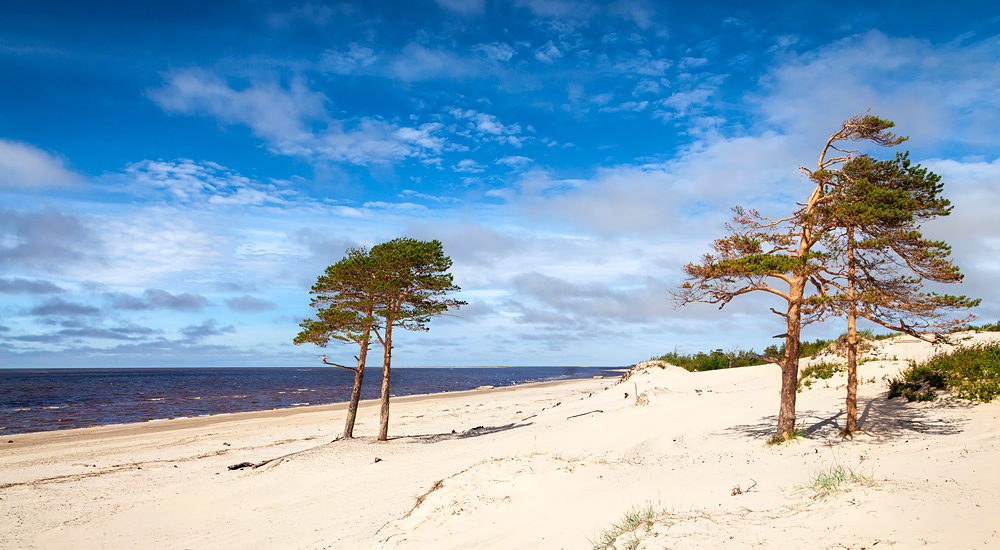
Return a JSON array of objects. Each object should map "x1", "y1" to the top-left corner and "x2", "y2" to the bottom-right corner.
[
  {"x1": 367, "y1": 238, "x2": 465, "y2": 442},
  {"x1": 811, "y1": 152, "x2": 979, "y2": 435},
  {"x1": 675, "y1": 114, "x2": 906, "y2": 441},
  {"x1": 294, "y1": 247, "x2": 380, "y2": 440}
]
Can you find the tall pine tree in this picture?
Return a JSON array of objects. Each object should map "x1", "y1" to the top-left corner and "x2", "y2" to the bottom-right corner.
[
  {"x1": 676, "y1": 114, "x2": 906, "y2": 440},
  {"x1": 295, "y1": 247, "x2": 380, "y2": 439},
  {"x1": 812, "y1": 152, "x2": 979, "y2": 434}
]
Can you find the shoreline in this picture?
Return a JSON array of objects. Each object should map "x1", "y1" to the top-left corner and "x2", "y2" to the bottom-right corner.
[
  {"x1": 3, "y1": 375, "x2": 611, "y2": 444},
  {"x1": 0, "y1": 367, "x2": 628, "y2": 439}
]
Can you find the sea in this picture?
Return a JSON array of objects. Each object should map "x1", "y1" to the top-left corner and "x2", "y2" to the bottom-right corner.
[{"x1": 0, "y1": 366, "x2": 625, "y2": 436}]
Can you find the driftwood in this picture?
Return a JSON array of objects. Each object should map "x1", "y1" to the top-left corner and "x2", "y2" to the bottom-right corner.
[
  {"x1": 566, "y1": 409, "x2": 604, "y2": 419},
  {"x1": 227, "y1": 446, "x2": 316, "y2": 471}
]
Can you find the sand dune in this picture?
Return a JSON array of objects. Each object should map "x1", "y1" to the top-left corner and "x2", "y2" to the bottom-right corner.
[{"x1": 2, "y1": 332, "x2": 999, "y2": 549}]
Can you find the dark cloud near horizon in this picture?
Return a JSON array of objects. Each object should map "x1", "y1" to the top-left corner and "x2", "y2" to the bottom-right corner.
[
  {"x1": 8, "y1": 320, "x2": 160, "y2": 345},
  {"x1": 0, "y1": 207, "x2": 103, "y2": 273},
  {"x1": 107, "y1": 288, "x2": 209, "y2": 312},
  {"x1": 180, "y1": 318, "x2": 235, "y2": 342},
  {"x1": 225, "y1": 295, "x2": 277, "y2": 312},
  {"x1": 510, "y1": 271, "x2": 676, "y2": 325},
  {"x1": 0, "y1": 277, "x2": 64, "y2": 294},
  {"x1": 28, "y1": 298, "x2": 102, "y2": 317}
]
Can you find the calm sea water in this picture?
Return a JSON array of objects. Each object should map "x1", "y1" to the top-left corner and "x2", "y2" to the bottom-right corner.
[{"x1": 0, "y1": 366, "x2": 624, "y2": 436}]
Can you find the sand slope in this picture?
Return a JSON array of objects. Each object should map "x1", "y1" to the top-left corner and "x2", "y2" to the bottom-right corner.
[{"x1": 2, "y1": 332, "x2": 999, "y2": 549}]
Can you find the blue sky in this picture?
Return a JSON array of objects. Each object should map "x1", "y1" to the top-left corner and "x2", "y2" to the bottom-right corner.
[{"x1": 1, "y1": 0, "x2": 998, "y2": 368}]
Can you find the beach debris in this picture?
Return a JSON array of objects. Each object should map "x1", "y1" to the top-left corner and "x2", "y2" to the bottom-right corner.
[
  {"x1": 566, "y1": 409, "x2": 604, "y2": 419},
  {"x1": 635, "y1": 392, "x2": 650, "y2": 406},
  {"x1": 731, "y1": 479, "x2": 758, "y2": 496},
  {"x1": 374, "y1": 457, "x2": 382, "y2": 464},
  {"x1": 228, "y1": 462, "x2": 256, "y2": 471}
]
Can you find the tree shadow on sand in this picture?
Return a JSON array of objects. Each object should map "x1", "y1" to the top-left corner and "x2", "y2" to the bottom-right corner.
[
  {"x1": 398, "y1": 422, "x2": 532, "y2": 444},
  {"x1": 727, "y1": 395, "x2": 975, "y2": 440}
]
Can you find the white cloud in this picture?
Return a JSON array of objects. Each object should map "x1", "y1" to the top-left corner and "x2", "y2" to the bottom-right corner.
[
  {"x1": 534, "y1": 41, "x2": 564, "y2": 64},
  {"x1": 151, "y1": 70, "x2": 449, "y2": 165},
  {"x1": 496, "y1": 155, "x2": 533, "y2": 168},
  {"x1": 601, "y1": 100, "x2": 648, "y2": 113},
  {"x1": 611, "y1": 49, "x2": 671, "y2": 77},
  {"x1": 388, "y1": 43, "x2": 479, "y2": 81},
  {"x1": 150, "y1": 70, "x2": 326, "y2": 157},
  {"x1": 679, "y1": 56, "x2": 709, "y2": 69},
  {"x1": 0, "y1": 140, "x2": 81, "y2": 189},
  {"x1": 632, "y1": 79, "x2": 660, "y2": 95},
  {"x1": 400, "y1": 189, "x2": 461, "y2": 203},
  {"x1": 473, "y1": 42, "x2": 516, "y2": 62},
  {"x1": 318, "y1": 44, "x2": 377, "y2": 74},
  {"x1": 361, "y1": 201, "x2": 428, "y2": 211},
  {"x1": 453, "y1": 159, "x2": 487, "y2": 173},
  {"x1": 757, "y1": 31, "x2": 1000, "y2": 151},
  {"x1": 449, "y1": 108, "x2": 525, "y2": 147},
  {"x1": 125, "y1": 159, "x2": 295, "y2": 206}
]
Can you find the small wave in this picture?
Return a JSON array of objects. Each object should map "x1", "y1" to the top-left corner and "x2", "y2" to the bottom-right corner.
[
  {"x1": 41, "y1": 405, "x2": 67, "y2": 410},
  {"x1": 290, "y1": 402, "x2": 310, "y2": 407},
  {"x1": 148, "y1": 398, "x2": 165, "y2": 401}
]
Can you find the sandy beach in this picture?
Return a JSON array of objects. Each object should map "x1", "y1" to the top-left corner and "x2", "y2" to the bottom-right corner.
[{"x1": 3, "y1": 332, "x2": 999, "y2": 549}]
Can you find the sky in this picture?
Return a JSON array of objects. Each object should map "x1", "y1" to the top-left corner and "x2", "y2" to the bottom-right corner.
[{"x1": 1, "y1": 1, "x2": 998, "y2": 368}]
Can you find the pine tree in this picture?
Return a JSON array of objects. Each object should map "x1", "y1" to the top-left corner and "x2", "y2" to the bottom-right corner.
[
  {"x1": 294, "y1": 238, "x2": 464, "y2": 441},
  {"x1": 812, "y1": 152, "x2": 979, "y2": 435},
  {"x1": 676, "y1": 114, "x2": 906, "y2": 441},
  {"x1": 295, "y1": 247, "x2": 380, "y2": 439},
  {"x1": 367, "y1": 238, "x2": 465, "y2": 441}
]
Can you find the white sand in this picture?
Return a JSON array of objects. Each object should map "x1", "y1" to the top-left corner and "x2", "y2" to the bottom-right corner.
[{"x1": 2, "y1": 332, "x2": 999, "y2": 549}]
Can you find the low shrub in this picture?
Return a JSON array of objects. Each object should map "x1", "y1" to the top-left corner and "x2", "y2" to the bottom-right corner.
[
  {"x1": 887, "y1": 343, "x2": 1000, "y2": 402},
  {"x1": 650, "y1": 349, "x2": 765, "y2": 372},
  {"x1": 966, "y1": 319, "x2": 1000, "y2": 332},
  {"x1": 797, "y1": 361, "x2": 845, "y2": 391}
]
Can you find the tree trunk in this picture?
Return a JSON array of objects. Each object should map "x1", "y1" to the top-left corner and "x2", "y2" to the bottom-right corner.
[
  {"x1": 845, "y1": 227, "x2": 859, "y2": 435},
  {"x1": 778, "y1": 277, "x2": 805, "y2": 440},
  {"x1": 342, "y1": 335, "x2": 369, "y2": 439},
  {"x1": 377, "y1": 317, "x2": 394, "y2": 442}
]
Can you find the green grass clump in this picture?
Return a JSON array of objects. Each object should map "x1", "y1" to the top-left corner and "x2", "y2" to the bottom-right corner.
[
  {"x1": 765, "y1": 426, "x2": 810, "y2": 446},
  {"x1": 797, "y1": 361, "x2": 845, "y2": 391},
  {"x1": 801, "y1": 463, "x2": 874, "y2": 498},
  {"x1": 888, "y1": 343, "x2": 1000, "y2": 402},
  {"x1": 966, "y1": 319, "x2": 1000, "y2": 332},
  {"x1": 590, "y1": 504, "x2": 669, "y2": 550},
  {"x1": 650, "y1": 349, "x2": 765, "y2": 372}
]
